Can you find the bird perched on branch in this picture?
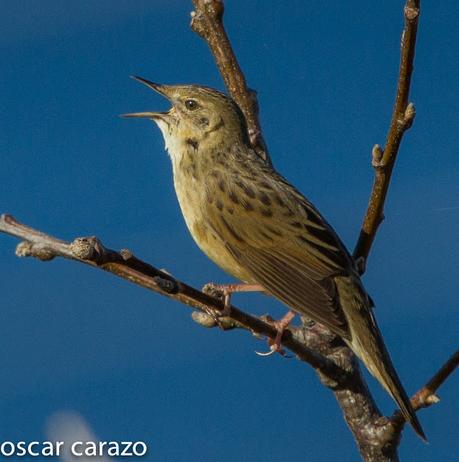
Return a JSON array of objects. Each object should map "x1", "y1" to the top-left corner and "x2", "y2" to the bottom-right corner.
[{"x1": 124, "y1": 76, "x2": 425, "y2": 440}]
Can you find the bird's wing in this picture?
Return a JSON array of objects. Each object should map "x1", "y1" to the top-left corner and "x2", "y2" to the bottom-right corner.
[{"x1": 204, "y1": 168, "x2": 353, "y2": 338}]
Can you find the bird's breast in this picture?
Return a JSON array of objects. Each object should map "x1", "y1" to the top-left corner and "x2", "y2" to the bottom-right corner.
[{"x1": 172, "y1": 160, "x2": 250, "y2": 282}]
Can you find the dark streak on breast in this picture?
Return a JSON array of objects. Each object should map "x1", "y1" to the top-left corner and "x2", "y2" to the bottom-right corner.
[{"x1": 186, "y1": 138, "x2": 199, "y2": 150}]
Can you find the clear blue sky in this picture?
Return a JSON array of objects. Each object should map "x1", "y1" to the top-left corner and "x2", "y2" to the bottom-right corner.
[{"x1": 1, "y1": 1, "x2": 458, "y2": 460}]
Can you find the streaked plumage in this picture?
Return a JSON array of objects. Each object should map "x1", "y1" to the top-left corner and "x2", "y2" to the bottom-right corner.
[{"x1": 124, "y1": 76, "x2": 425, "y2": 440}]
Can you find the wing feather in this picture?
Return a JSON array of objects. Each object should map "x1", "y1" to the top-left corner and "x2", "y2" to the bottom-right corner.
[{"x1": 227, "y1": 244, "x2": 349, "y2": 337}]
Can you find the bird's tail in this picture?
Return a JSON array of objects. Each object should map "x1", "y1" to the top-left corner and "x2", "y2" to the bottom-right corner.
[{"x1": 336, "y1": 277, "x2": 426, "y2": 441}]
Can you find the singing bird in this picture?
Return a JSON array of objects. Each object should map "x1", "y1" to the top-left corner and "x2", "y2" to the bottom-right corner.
[{"x1": 124, "y1": 76, "x2": 425, "y2": 440}]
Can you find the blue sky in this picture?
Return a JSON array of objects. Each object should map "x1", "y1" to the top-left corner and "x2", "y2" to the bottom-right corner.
[{"x1": 1, "y1": 1, "x2": 458, "y2": 460}]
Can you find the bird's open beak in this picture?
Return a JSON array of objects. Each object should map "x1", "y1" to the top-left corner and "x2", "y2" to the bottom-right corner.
[{"x1": 120, "y1": 76, "x2": 172, "y2": 120}]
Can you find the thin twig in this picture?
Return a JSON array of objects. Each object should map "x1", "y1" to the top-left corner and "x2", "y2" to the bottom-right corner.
[
  {"x1": 413, "y1": 349, "x2": 459, "y2": 410},
  {"x1": 353, "y1": 0, "x2": 420, "y2": 268},
  {"x1": 190, "y1": 0, "x2": 270, "y2": 165},
  {"x1": 391, "y1": 350, "x2": 459, "y2": 430}
]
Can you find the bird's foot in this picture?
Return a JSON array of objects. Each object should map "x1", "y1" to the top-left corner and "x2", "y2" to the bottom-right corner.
[
  {"x1": 202, "y1": 282, "x2": 264, "y2": 317},
  {"x1": 256, "y1": 310, "x2": 296, "y2": 357}
]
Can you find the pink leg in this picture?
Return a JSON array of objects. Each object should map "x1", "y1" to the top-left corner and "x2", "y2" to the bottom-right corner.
[
  {"x1": 204, "y1": 282, "x2": 264, "y2": 316},
  {"x1": 257, "y1": 310, "x2": 296, "y2": 356}
]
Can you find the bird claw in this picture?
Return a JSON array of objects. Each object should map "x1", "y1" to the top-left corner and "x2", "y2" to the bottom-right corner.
[
  {"x1": 255, "y1": 345, "x2": 278, "y2": 357},
  {"x1": 255, "y1": 344, "x2": 291, "y2": 358}
]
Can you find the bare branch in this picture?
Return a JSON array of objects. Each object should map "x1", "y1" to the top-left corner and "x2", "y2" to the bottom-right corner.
[
  {"x1": 353, "y1": 0, "x2": 420, "y2": 267},
  {"x1": 412, "y1": 349, "x2": 459, "y2": 411},
  {"x1": 0, "y1": 214, "x2": 339, "y2": 376},
  {"x1": 190, "y1": 0, "x2": 270, "y2": 164}
]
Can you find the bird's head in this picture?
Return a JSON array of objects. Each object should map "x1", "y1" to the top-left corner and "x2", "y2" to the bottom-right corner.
[{"x1": 123, "y1": 76, "x2": 248, "y2": 159}]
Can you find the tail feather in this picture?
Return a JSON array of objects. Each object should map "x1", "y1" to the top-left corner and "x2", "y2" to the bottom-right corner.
[
  {"x1": 337, "y1": 277, "x2": 426, "y2": 441},
  {"x1": 351, "y1": 322, "x2": 426, "y2": 441}
]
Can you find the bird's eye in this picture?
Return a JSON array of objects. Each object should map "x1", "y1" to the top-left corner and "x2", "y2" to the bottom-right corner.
[{"x1": 185, "y1": 99, "x2": 199, "y2": 111}]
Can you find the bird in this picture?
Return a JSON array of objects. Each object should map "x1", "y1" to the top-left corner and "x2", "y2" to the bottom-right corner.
[{"x1": 123, "y1": 75, "x2": 425, "y2": 440}]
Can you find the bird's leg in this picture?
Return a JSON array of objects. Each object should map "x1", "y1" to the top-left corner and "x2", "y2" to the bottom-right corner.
[
  {"x1": 256, "y1": 310, "x2": 296, "y2": 357},
  {"x1": 203, "y1": 282, "x2": 264, "y2": 316}
]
